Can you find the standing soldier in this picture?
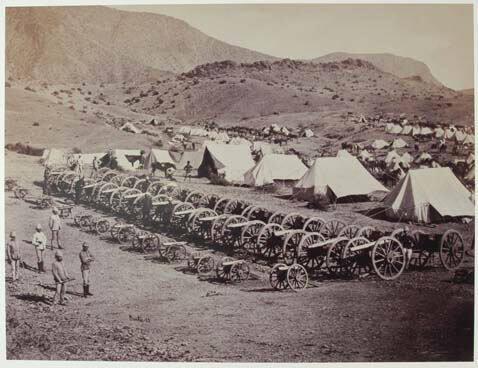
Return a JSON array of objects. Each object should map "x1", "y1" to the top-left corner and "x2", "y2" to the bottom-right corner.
[
  {"x1": 79, "y1": 242, "x2": 94, "y2": 298},
  {"x1": 142, "y1": 192, "x2": 153, "y2": 226},
  {"x1": 43, "y1": 165, "x2": 51, "y2": 195},
  {"x1": 32, "y1": 224, "x2": 47, "y2": 273},
  {"x1": 91, "y1": 156, "x2": 99, "y2": 178},
  {"x1": 183, "y1": 161, "x2": 193, "y2": 182},
  {"x1": 51, "y1": 250, "x2": 69, "y2": 305},
  {"x1": 74, "y1": 175, "x2": 85, "y2": 205},
  {"x1": 49, "y1": 207, "x2": 63, "y2": 249},
  {"x1": 7, "y1": 231, "x2": 21, "y2": 281}
]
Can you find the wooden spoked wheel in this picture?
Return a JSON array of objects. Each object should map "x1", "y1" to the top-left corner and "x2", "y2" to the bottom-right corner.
[
  {"x1": 372, "y1": 236, "x2": 406, "y2": 280},
  {"x1": 357, "y1": 226, "x2": 377, "y2": 240},
  {"x1": 147, "y1": 181, "x2": 162, "y2": 196},
  {"x1": 246, "y1": 206, "x2": 270, "y2": 222},
  {"x1": 210, "y1": 214, "x2": 230, "y2": 241},
  {"x1": 170, "y1": 202, "x2": 194, "y2": 229},
  {"x1": 120, "y1": 188, "x2": 142, "y2": 211},
  {"x1": 282, "y1": 230, "x2": 307, "y2": 265},
  {"x1": 281, "y1": 213, "x2": 306, "y2": 230},
  {"x1": 338, "y1": 224, "x2": 361, "y2": 239},
  {"x1": 256, "y1": 223, "x2": 284, "y2": 260},
  {"x1": 215, "y1": 257, "x2": 234, "y2": 280},
  {"x1": 241, "y1": 205, "x2": 255, "y2": 218},
  {"x1": 342, "y1": 237, "x2": 372, "y2": 278},
  {"x1": 188, "y1": 208, "x2": 217, "y2": 236},
  {"x1": 213, "y1": 197, "x2": 230, "y2": 214},
  {"x1": 269, "y1": 263, "x2": 289, "y2": 290},
  {"x1": 296, "y1": 232, "x2": 326, "y2": 272},
  {"x1": 302, "y1": 216, "x2": 325, "y2": 233},
  {"x1": 198, "y1": 193, "x2": 219, "y2": 209},
  {"x1": 221, "y1": 215, "x2": 248, "y2": 249},
  {"x1": 240, "y1": 220, "x2": 265, "y2": 254},
  {"x1": 269, "y1": 211, "x2": 287, "y2": 225},
  {"x1": 101, "y1": 171, "x2": 117, "y2": 182},
  {"x1": 230, "y1": 262, "x2": 250, "y2": 283},
  {"x1": 110, "y1": 174, "x2": 125, "y2": 187},
  {"x1": 120, "y1": 175, "x2": 138, "y2": 188},
  {"x1": 224, "y1": 199, "x2": 248, "y2": 215},
  {"x1": 95, "y1": 218, "x2": 111, "y2": 234},
  {"x1": 326, "y1": 237, "x2": 349, "y2": 276},
  {"x1": 116, "y1": 226, "x2": 137, "y2": 244},
  {"x1": 287, "y1": 264, "x2": 309, "y2": 291},
  {"x1": 439, "y1": 229, "x2": 465, "y2": 271},
  {"x1": 196, "y1": 256, "x2": 215, "y2": 275},
  {"x1": 143, "y1": 234, "x2": 160, "y2": 252},
  {"x1": 164, "y1": 244, "x2": 187, "y2": 263},
  {"x1": 320, "y1": 219, "x2": 346, "y2": 239},
  {"x1": 185, "y1": 190, "x2": 204, "y2": 207},
  {"x1": 79, "y1": 216, "x2": 92, "y2": 231},
  {"x1": 133, "y1": 179, "x2": 149, "y2": 193},
  {"x1": 96, "y1": 182, "x2": 118, "y2": 202}
]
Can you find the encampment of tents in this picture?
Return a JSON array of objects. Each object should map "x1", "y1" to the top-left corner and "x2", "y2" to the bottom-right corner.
[
  {"x1": 434, "y1": 127, "x2": 445, "y2": 138},
  {"x1": 383, "y1": 167, "x2": 474, "y2": 223},
  {"x1": 244, "y1": 154, "x2": 308, "y2": 187},
  {"x1": 198, "y1": 143, "x2": 255, "y2": 183},
  {"x1": 401, "y1": 125, "x2": 412, "y2": 135},
  {"x1": 293, "y1": 156, "x2": 388, "y2": 202},
  {"x1": 371, "y1": 140, "x2": 389, "y2": 150}
]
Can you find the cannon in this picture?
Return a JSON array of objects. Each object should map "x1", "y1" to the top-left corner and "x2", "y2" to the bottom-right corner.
[
  {"x1": 269, "y1": 263, "x2": 308, "y2": 291},
  {"x1": 215, "y1": 257, "x2": 250, "y2": 283}
]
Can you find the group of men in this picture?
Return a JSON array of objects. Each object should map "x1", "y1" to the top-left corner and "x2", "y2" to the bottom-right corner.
[{"x1": 6, "y1": 207, "x2": 95, "y2": 305}]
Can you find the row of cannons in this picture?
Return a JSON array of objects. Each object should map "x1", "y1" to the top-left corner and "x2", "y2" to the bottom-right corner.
[{"x1": 44, "y1": 167, "x2": 466, "y2": 291}]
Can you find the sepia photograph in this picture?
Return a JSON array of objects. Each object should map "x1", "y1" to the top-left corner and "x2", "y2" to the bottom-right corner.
[{"x1": 2, "y1": 0, "x2": 476, "y2": 364}]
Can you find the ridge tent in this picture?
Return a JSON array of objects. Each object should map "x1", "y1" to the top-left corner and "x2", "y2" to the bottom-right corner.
[
  {"x1": 454, "y1": 131, "x2": 467, "y2": 142},
  {"x1": 43, "y1": 148, "x2": 68, "y2": 167},
  {"x1": 415, "y1": 152, "x2": 433, "y2": 163},
  {"x1": 391, "y1": 124, "x2": 403, "y2": 134},
  {"x1": 111, "y1": 149, "x2": 142, "y2": 171},
  {"x1": 385, "y1": 123, "x2": 394, "y2": 133},
  {"x1": 120, "y1": 122, "x2": 141, "y2": 134},
  {"x1": 434, "y1": 127, "x2": 445, "y2": 138},
  {"x1": 217, "y1": 132, "x2": 230, "y2": 142},
  {"x1": 385, "y1": 150, "x2": 401, "y2": 165},
  {"x1": 420, "y1": 127, "x2": 433, "y2": 136},
  {"x1": 208, "y1": 131, "x2": 219, "y2": 140},
  {"x1": 198, "y1": 143, "x2": 255, "y2": 184},
  {"x1": 293, "y1": 156, "x2": 388, "y2": 202},
  {"x1": 336, "y1": 150, "x2": 354, "y2": 158},
  {"x1": 392, "y1": 138, "x2": 408, "y2": 149},
  {"x1": 371, "y1": 139, "x2": 389, "y2": 150},
  {"x1": 230, "y1": 137, "x2": 252, "y2": 146},
  {"x1": 179, "y1": 126, "x2": 191, "y2": 135},
  {"x1": 178, "y1": 150, "x2": 204, "y2": 173},
  {"x1": 401, "y1": 125, "x2": 412, "y2": 135},
  {"x1": 444, "y1": 128, "x2": 456, "y2": 140},
  {"x1": 464, "y1": 134, "x2": 474, "y2": 145},
  {"x1": 143, "y1": 149, "x2": 176, "y2": 170},
  {"x1": 412, "y1": 125, "x2": 421, "y2": 136},
  {"x1": 244, "y1": 154, "x2": 308, "y2": 187},
  {"x1": 383, "y1": 167, "x2": 474, "y2": 223},
  {"x1": 400, "y1": 152, "x2": 413, "y2": 166}
]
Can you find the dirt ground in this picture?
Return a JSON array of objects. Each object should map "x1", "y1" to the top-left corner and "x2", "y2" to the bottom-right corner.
[{"x1": 4, "y1": 152, "x2": 475, "y2": 362}]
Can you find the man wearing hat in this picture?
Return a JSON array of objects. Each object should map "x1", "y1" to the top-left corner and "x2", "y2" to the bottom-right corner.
[
  {"x1": 51, "y1": 250, "x2": 69, "y2": 305},
  {"x1": 79, "y1": 242, "x2": 94, "y2": 297},
  {"x1": 49, "y1": 207, "x2": 62, "y2": 249},
  {"x1": 32, "y1": 224, "x2": 47, "y2": 273},
  {"x1": 7, "y1": 231, "x2": 21, "y2": 281}
]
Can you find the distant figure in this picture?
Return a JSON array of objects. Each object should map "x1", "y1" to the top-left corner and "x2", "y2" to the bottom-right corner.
[
  {"x1": 92, "y1": 156, "x2": 99, "y2": 177},
  {"x1": 49, "y1": 207, "x2": 63, "y2": 249},
  {"x1": 74, "y1": 175, "x2": 85, "y2": 205},
  {"x1": 43, "y1": 165, "x2": 51, "y2": 195},
  {"x1": 7, "y1": 231, "x2": 21, "y2": 281},
  {"x1": 76, "y1": 155, "x2": 84, "y2": 176},
  {"x1": 32, "y1": 224, "x2": 47, "y2": 273},
  {"x1": 184, "y1": 160, "x2": 193, "y2": 182},
  {"x1": 192, "y1": 142, "x2": 196, "y2": 151},
  {"x1": 79, "y1": 242, "x2": 94, "y2": 298},
  {"x1": 142, "y1": 193, "x2": 153, "y2": 225},
  {"x1": 51, "y1": 250, "x2": 69, "y2": 305}
]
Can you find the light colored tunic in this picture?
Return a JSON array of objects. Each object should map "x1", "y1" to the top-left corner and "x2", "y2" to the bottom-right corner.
[{"x1": 32, "y1": 231, "x2": 47, "y2": 251}]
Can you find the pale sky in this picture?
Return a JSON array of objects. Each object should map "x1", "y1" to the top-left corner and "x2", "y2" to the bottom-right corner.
[{"x1": 112, "y1": 4, "x2": 474, "y2": 90}]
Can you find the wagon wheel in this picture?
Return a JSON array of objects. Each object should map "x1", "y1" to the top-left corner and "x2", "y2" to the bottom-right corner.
[
  {"x1": 198, "y1": 193, "x2": 219, "y2": 209},
  {"x1": 160, "y1": 183, "x2": 180, "y2": 197},
  {"x1": 216, "y1": 257, "x2": 234, "y2": 280},
  {"x1": 101, "y1": 170, "x2": 117, "y2": 182},
  {"x1": 302, "y1": 217, "x2": 325, "y2": 233},
  {"x1": 170, "y1": 202, "x2": 195, "y2": 229},
  {"x1": 188, "y1": 208, "x2": 217, "y2": 236},
  {"x1": 95, "y1": 218, "x2": 111, "y2": 234},
  {"x1": 287, "y1": 264, "x2": 309, "y2": 291},
  {"x1": 408, "y1": 230, "x2": 432, "y2": 269},
  {"x1": 357, "y1": 226, "x2": 376, "y2": 240},
  {"x1": 240, "y1": 220, "x2": 265, "y2": 254},
  {"x1": 213, "y1": 197, "x2": 230, "y2": 214},
  {"x1": 132, "y1": 231, "x2": 147, "y2": 250},
  {"x1": 14, "y1": 188, "x2": 27, "y2": 199},
  {"x1": 296, "y1": 232, "x2": 326, "y2": 272},
  {"x1": 281, "y1": 213, "x2": 306, "y2": 230},
  {"x1": 342, "y1": 237, "x2": 373, "y2": 278},
  {"x1": 230, "y1": 262, "x2": 250, "y2": 283},
  {"x1": 110, "y1": 174, "x2": 125, "y2": 187},
  {"x1": 146, "y1": 181, "x2": 162, "y2": 196},
  {"x1": 224, "y1": 199, "x2": 247, "y2": 215},
  {"x1": 197, "y1": 255, "x2": 215, "y2": 275},
  {"x1": 133, "y1": 179, "x2": 148, "y2": 192},
  {"x1": 143, "y1": 234, "x2": 160, "y2": 252},
  {"x1": 96, "y1": 182, "x2": 118, "y2": 202},
  {"x1": 130, "y1": 194, "x2": 148, "y2": 220},
  {"x1": 120, "y1": 175, "x2": 138, "y2": 188},
  {"x1": 79, "y1": 216, "x2": 92, "y2": 231},
  {"x1": 116, "y1": 226, "x2": 137, "y2": 244},
  {"x1": 59, "y1": 172, "x2": 77, "y2": 194},
  {"x1": 241, "y1": 205, "x2": 255, "y2": 218},
  {"x1": 256, "y1": 223, "x2": 284, "y2": 260},
  {"x1": 439, "y1": 229, "x2": 465, "y2": 271},
  {"x1": 282, "y1": 230, "x2": 307, "y2": 265},
  {"x1": 120, "y1": 188, "x2": 142, "y2": 212},
  {"x1": 210, "y1": 214, "x2": 230, "y2": 241},
  {"x1": 109, "y1": 189, "x2": 124, "y2": 212},
  {"x1": 164, "y1": 244, "x2": 187, "y2": 263},
  {"x1": 326, "y1": 237, "x2": 349, "y2": 276},
  {"x1": 269, "y1": 211, "x2": 286, "y2": 225},
  {"x1": 372, "y1": 236, "x2": 406, "y2": 280},
  {"x1": 320, "y1": 219, "x2": 346, "y2": 239},
  {"x1": 246, "y1": 206, "x2": 268, "y2": 221},
  {"x1": 110, "y1": 223, "x2": 122, "y2": 240},
  {"x1": 390, "y1": 228, "x2": 406, "y2": 239},
  {"x1": 185, "y1": 190, "x2": 204, "y2": 207},
  {"x1": 73, "y1": 214, "x2": 83, "y2": 227},
  {"x1": 222, "y1": 215, "x2": 248, "y2": 249},
  {"x1": 338, "y1": 224, "x2": 361, "y2": 239},
  {"x1": 270, "y1": 263, "x2": 289, "y2": 290}
]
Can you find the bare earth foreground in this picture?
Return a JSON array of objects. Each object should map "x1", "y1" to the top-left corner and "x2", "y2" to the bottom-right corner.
[{"x1": 5, "y1": 153, "x2": 474, "y2": 362}]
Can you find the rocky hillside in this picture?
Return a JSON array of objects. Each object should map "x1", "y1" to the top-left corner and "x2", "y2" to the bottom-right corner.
[
  {"x1": 314, "y1": 52, "x2": 444, "y2": 87},
  {"x1": 6, "y1": 6, "x2": 275, "y2": 83}
]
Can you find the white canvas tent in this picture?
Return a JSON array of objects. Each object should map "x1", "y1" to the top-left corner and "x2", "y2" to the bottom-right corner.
[
  {"x1": 383, "y1": 167, "x2": 474, "y2": 223},
  {"x1": 385, "y1": 150, "x2": 401, "y2": 165},
  {"x1": 401, "y1": 125, "x2": 412, "y2": 135},
  {"x1": 420, "y1": 127, "x2": 433, "y2": 136},
  {"x1": 120, "y1": 122, "x2": 141, "y2": 134},
  {"x1": 179, "y1": 126, "x2": 191, "y2": 135},
  {"x1": 293, "y1": 156, "x2": 388, "y2": 202},
  {"x1": 73, "y1": 152, "x2": 107, "y2": 166},
  {"x1": 415, "y1": 152, "x2": 433, "y2": 163},
  {"x1": 178, "y1": 150, "x2": 204, "y2": 172},
  {"x1": 454, "y1": 131, "x2": 466, "y2": 142},
  {"x1": 392, "y1": 138, "x2": 408, "y2": 149},
  {"x1": 371, "y1": 139, "x2": 389, "y2": 150},
  {"x1": 464, "y1": 134, "x2": 474, "y2": 145},
  {"x1": 444, "y1": 128, "x2": 456, "y2": 140},
  {"x1": 412, "y1": 125, "x2": 421, "y2": 136},
  {"x1": 198, "y1": 143, "x2": 255, "y2": 183},
  {"x1": 244, "y1": 154, "x2": 308, "y2": 187},
  {"x1": 400, "y1": 152, "x2": 413, "y2": 166},
  {"x1": 336, "y1": 150, "x2": 354, "y2": 158},
  {"x1": 112, "y1": 149, "x2": 142, "y2": 171},
  {"x1": 385, "y1": 123, "x2": 394, "y2": 133},
  {"x1": 391, "y1": 124, "x2": 403, "y2": 134},
  {"x1": 43, "y1": 148, "x2": 67, "y2": 167},
  {"x1": 434, "y1": 127, "x2": 445, "y2": 138},
  {"x1": 143, "y1": 149, "x2": 176, "y2": 170},
  {"x1": 230, "y1": 137, "x2": 252, "y2": 146}
]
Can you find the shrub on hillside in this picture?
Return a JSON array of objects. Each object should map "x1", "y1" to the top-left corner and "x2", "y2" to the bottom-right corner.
[{"x1": 72, "y1": 147, "x2": 82, "y2": 154}]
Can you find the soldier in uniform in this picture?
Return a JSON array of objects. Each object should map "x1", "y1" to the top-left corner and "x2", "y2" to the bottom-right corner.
[{"x1": 79, "y1": 243, "x2": 94, "y2": 298}]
